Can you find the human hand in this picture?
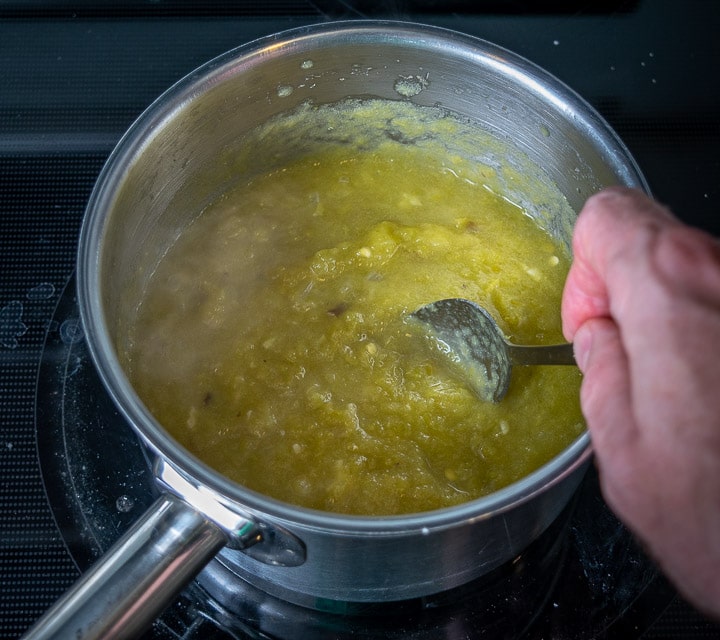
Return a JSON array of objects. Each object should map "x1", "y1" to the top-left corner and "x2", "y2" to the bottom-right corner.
[{"x1": 562, "y1": 187, "x2": 720, "y2": 617}]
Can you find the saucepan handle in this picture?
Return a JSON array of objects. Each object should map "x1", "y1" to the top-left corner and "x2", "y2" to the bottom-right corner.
[{"x1": 21, "y1": 494, "x2": 227, "y2": 640}]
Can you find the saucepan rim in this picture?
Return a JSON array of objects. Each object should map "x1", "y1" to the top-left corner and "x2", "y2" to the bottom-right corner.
[{"x1": 78, "y1": 19, "x2": 644, "y2": 535}]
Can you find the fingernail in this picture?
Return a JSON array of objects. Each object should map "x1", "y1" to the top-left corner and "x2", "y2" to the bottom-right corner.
[{"x1": 573, "y1": 324, "x2": 592, "y2": 372}]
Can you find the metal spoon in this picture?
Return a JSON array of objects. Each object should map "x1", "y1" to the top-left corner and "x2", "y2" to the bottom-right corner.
[{"x1": 409, "y1": 298, "x2": 576, "y2": 403}]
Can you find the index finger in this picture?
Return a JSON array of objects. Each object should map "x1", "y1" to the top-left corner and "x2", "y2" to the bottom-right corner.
[{"x1": 561, "y1": 187, "x2": 679, "y2": 342}]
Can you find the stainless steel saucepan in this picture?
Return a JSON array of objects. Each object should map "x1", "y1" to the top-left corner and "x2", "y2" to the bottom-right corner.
[{"x1": 24, "y1": 21, "x2": 647, "y2": 639}]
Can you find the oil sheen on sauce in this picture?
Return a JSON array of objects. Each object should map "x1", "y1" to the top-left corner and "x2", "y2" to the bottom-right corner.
[{"x1": 124, "y1": 99, "x2": 584, "y2": 516}]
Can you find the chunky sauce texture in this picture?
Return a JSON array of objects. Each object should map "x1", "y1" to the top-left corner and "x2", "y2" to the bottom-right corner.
[{"x1": 125, "y1": 100, "x2": 584, "y2": 515}]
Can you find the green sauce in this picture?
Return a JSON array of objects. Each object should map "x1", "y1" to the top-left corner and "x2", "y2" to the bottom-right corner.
[{"x1": 124, "y1": 99, "x2": 584, "y2": 515}]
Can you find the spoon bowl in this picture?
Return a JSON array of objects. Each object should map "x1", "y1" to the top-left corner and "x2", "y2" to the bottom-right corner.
[{"x1": 409, "y1": 298, "x2": 576, "y2": 402}]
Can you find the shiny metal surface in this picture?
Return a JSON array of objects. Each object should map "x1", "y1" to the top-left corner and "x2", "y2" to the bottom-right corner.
[
  {"x1": 410, "y1": 298, "x2": 576, "y2": 403},
  {"x1": 21, "y1": 495, "x2": 226, "y2": 640},
  {"x1": 156, "y1": 459, "x2": 307, "y2": 566},
  {"x1": 52, "y1": 18, "x2": 646, "y2": 630}
]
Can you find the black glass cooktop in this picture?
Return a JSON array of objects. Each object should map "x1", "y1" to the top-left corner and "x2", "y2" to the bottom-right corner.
[
  {"x1": 27, "y1": 275, "x2": 672, "y2": 639},
  {"x1": 2, "y1": 2, "x2": 720, "y2": 638}
]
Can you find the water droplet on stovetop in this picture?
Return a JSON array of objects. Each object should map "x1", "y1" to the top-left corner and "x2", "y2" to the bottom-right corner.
[
  {"x1": 0, "y1": 300, "x2": 27, "y2": 349},
  {"x1": 59, "y1": 317, "x2": 84, "y2": 345},
  {"x1": 116, "y1": 495, "x2": 135, "y2": 513},
  {"x1": 27, "y1": 282, "x2": 56, "y2": 301}
]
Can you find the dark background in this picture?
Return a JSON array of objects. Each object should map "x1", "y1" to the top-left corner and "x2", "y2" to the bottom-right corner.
[{"x1": 1, "y1": 1, "x2": 719, "y2": 638}]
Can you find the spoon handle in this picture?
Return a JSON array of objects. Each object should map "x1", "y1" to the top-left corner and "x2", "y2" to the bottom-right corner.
[{"x1": 506, "y1": 342, "x2": 576, "y2": 366}]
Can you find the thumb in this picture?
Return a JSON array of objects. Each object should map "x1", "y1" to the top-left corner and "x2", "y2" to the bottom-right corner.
[{"x1": 574, "y1": 318, "x2": 637, "y2": 457}]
